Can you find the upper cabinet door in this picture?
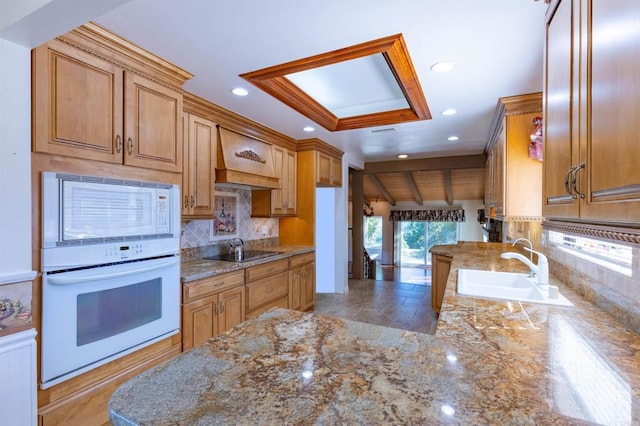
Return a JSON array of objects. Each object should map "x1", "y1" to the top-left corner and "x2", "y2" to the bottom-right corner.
[
  {"x1": 124, "y1": 73, "x2": 183, "y2": 173},
  {"x1": 182, "y1": 112, "x2": 217, "y2": 217},
  {"x1": 270, "y1": 146, "x2": 286, "y2": 215},
  {"x1": 32, "y1": 40, "x2": 124, "y2": 163},
  {"x1": 579, "y1": 0, "x2": 640, "y2": 223},
  {"x1": 542, "y1": 0, "x2": 580, "y2": 219}
]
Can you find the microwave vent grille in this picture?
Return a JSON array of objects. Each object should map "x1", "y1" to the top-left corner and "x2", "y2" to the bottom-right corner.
[
  {"x1": 55, "y1": 234, "x2": 175, "y2": 247},
  {"x1": 53, "y1": 173, "x2": 173, "y2": 189}
]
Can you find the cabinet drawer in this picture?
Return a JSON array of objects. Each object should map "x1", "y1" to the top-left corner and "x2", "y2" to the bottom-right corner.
[
  {"x1": 246, "y1": 296, "x2": 288, "y2": 320},
  {"x1": 183, "y1": 270, "x2": 244, "y2": 303},
  {"x1": 246, "y1": 271, "x2": 288, "y2": 312},
  {"x1": 289, "y1": 252, "x2": 315, "y2": 268},
  {"x1": 245, "y1": 259, "x2": 288, "y2": 282}
]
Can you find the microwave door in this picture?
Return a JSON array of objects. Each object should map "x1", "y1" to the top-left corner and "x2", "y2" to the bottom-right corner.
[{"x1": 61, "y1": 180, "x2": 157, "y2": 241}]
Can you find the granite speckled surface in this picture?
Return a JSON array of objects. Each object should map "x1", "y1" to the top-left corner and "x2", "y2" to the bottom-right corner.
[
  {"x1": 111, "y1": 242, "x2": 640, "y2": 425},
  {"x1": 180, "y1": 245, "x2": 315, "y2": 283}
]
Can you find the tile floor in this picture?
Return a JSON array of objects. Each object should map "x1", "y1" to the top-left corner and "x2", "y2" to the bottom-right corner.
[
  {"x1": 378, "y1": 265, "x2": 432, "y2": 285},
  {"x1": 314, "y1": 279, "x2": 438, "y2": 335}
]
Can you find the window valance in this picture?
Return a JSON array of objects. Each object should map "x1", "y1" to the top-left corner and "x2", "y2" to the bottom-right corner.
[{"x1": 389, "y1": 209, "x2": 465, "y2": 222}]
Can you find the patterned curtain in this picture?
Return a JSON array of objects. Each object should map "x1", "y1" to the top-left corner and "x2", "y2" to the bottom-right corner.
[{"x1": 389, "y1": 209, "x2": 465, "y2": 222}]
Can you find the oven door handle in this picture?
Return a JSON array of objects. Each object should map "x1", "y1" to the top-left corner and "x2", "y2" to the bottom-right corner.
[{"x1": 46, "y1": 257, "x2": 179, "y2": 285}]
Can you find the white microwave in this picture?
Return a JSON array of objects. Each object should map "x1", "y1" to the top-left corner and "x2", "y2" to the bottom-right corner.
[{"x1": 42, "y1": 172, "x2": 180, "y2": 248}]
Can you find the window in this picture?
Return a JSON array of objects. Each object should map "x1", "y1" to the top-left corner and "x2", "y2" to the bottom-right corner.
[
  {"x1": 398, "y1": 221, "x2": 458, "y2": 267},
  {"x1": 364, "y1": 216, "x2": 383, "y2": 261},
  {"x1": 548, "y1": 231, "x2": 633, "y2": 277}
]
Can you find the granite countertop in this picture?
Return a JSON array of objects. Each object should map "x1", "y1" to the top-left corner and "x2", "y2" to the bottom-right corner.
[
  {"x1": 181, "y1": 245, "x2": 315, "y2": 283},
  {"x1": 110, "y1": 242, "x2": 640, "y2": 424}
]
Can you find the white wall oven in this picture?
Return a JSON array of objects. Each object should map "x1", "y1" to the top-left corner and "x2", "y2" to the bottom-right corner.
[{"x1": 40, "y1": 172, "x2": 181, "y2": 389}]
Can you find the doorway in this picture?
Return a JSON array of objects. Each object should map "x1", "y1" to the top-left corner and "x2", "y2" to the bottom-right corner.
[{"x1": 391, "y1": 221, "x2": 459, "y2": 284}]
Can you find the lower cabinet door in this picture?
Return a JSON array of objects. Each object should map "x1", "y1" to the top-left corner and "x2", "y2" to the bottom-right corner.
[
  {"x1": 288, "y1": 267, "x2": 302, "y2": 311},
  {"x1": 219, "y1": 285, "x2": 245, "y2": 333},
  {"x1": 182, "y1": 295, "x2": 217, "y2": 351},
  {"x1": 301, "y1": 262, "x2": 315, "y2": 311},
  {"x1": 431, "y1": 254, "x2": 452, "y2": 313}
]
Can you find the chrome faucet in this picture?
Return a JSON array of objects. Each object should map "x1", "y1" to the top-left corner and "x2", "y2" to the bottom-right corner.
[{"x1": 500, "y1": 246, "x2": 549, "y2": 286}]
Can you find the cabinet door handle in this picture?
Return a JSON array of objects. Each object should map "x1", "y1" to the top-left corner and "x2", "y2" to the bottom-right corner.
[
  {"x1": 184, "y1": 195, "x2": 189, "y2": 209},
  {"x1": 215, "y1": 302, "x2": 218, "y2": 315},
  {"x1": 190, "y1": 195, "x2": 195, "y2": 208},
  {"x1": 116, "y1": 135, "x2": 122, "y2": 153},
  {"x1": 571, "y1": 163, "x2": 586, "y2": 199},
  {"x1": 220, "y1": 301, "x2": 225, "y2": 313},
  {"x1": 564, "y1": 166, "x2": 578, "y2": 198},
  {"x1": 127, "y1": 137, "x2": 134, "y2": 155}
]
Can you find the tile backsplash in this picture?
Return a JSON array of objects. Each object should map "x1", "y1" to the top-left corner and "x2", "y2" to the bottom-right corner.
[
  {"x1": 181, "y1": 186, "x2": 278, "y2": 251},
  {"x1": 542, "y1": 229, "x2": 640, "y2": 334}
]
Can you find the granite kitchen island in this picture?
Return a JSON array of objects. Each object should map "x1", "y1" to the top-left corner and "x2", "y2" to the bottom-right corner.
[{"x1": 110, "y1": 243, "x2": 640, "y2": 425}]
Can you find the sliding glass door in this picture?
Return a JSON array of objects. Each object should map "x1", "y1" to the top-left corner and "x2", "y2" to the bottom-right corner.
[{"x1": 397, "y1": 221, "x2": 458, "y2": 267}]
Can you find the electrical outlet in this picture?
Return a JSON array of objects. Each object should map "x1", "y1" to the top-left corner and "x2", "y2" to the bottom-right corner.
[{"x1": 261, "y1": 225, "x2": 268, "y2": 235}]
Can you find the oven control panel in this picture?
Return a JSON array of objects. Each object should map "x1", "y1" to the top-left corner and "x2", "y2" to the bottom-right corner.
[
  {"x1": 42, "y1": 237, "x2": 180, "y2": 271},
  {"x1": 105, "y1": 243, "x2": 144, "y2": 260}
]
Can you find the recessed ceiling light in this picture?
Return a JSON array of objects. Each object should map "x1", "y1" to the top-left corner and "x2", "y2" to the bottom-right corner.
[
  {"x1": 442, "y1": 109, "x2": 457, "y2": 116},
  {"x1": 430, "y1": 61, "x2": 453, "y2": 73},
  {"x1": 231, "y1": 87, "x2": 249, "y2": 96},
  {"x1": 398, "y1": 154, "x2": 408, "y2": 159},
  {"x1": 448, "y1": 136, "x2": 459, "y2": 141},
  {"x1": 303, "y1": 126, "x2": 315, "y2": 132}
]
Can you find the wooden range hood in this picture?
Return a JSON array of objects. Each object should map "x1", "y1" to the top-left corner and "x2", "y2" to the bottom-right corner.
[{"x1": 216, "y1": 126, "x2": 280, "y2": 189}]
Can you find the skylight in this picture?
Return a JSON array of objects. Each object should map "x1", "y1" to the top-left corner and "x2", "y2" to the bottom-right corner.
[
  {"x1": 240, "y1": 34, "x2": 430, "y2": 131},
  {"x1": 286, "y1": 53, "x2": 409, "y2": 118}
]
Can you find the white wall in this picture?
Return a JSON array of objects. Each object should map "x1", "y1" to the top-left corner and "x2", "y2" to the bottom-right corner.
[
  {"x1": 0, "y1": 38, "x2": 35, "y2": 285},
  {"x1": 316, "y1": 153, "x2": 362, "y2": 294},
  {"x1": 315, "y1": 188, "x2": 337, "y2": 293}
]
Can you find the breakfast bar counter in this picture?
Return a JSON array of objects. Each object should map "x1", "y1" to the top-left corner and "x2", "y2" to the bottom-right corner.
[{"x1": 110, "y1": 242, "x2": 640, "y2": 425}]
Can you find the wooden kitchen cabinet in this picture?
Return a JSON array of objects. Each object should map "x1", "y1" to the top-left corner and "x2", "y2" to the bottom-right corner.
[
  {"x1": 182, "y1": 112, "x2": 217, "y2": 217},
  {"x1": 484, "y1": 93, "x2": 542, "y2": 221},
  {"x1": 288, "y1": 252, "x2": 316, "y2": 311},
  {"x1": 32, "y1": 23, "x2": 191, "y2": 173},
  {"x1": 245, "y1": 258, "x2": 289, "y2": 318},
  {"x1": 317, "y1": 151, "x2": 342, "y2": 187},
  {"x1": 251, "y1": 145, "x2": 297, "y2": 217},
  {"x1": 431, "y1": 254, "x2": 452, "y2": 313},
  {"x1": 543, "y1": 0, "x2": 640, "y2": 224},
  {"x1": 182, "y1": 270, "x2": 245, "y2": 351}
]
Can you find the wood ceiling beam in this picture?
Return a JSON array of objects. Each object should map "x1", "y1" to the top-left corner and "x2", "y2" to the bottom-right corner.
[
  {"x1": 403, "y1": 172, "x2": 423, "y2": 205},
  {"x1": 363, "y1": 154, "x2": 485, "y2": 174},
  {"x1": 369, "y1": 174, "x2": 396, "y2": 206},
  {"x1": 443, "y1": 169, "x2": 454, "y2": 206}
]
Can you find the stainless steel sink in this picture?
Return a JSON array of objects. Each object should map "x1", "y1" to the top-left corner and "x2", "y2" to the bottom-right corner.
[{"x1": 457, "y1": 268, "x2": 573, "y2": 306}]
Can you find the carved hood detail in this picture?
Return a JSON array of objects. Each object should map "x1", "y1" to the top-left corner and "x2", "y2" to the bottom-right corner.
[{"x1": 216, "y1": 126, "x2": 279, "y2": 189}]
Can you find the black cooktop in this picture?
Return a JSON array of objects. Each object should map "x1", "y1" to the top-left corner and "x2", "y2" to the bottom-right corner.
[{"x1": 203, "y1": 250, "x2": 282, "y2": 263}]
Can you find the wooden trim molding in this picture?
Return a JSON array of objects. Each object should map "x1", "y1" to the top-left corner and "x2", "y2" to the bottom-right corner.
[
  {"x1": 296, "y1": 138, "x2": 344, "y2": 158},
  {"x1": 543, "y1": 220, "x2": 640, "y2": 245},
  {"x1": 502, "y1": 216, "x2": 544, "y2": 222},
  {"x1": 183, "y1": 92, "x2": 298, "y2": 151},
  {"x1": 55, "y1": 22, "x2": 194, "y2": 90},
  {"x1": 485, "y1": 92, "x2": 542, "y2": 153},
  {"x1": 240, "y1": 34, "x2": 431, "y2": 131}
]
